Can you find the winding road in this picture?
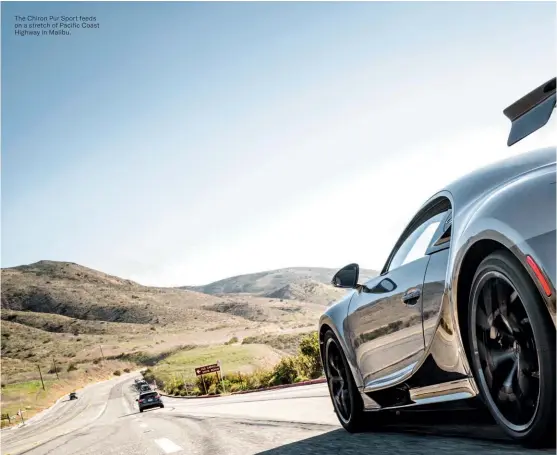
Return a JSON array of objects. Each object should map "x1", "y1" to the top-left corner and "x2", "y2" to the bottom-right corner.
[{"x1": 1, "y1": 372, "x2": 553, "y2": 455}]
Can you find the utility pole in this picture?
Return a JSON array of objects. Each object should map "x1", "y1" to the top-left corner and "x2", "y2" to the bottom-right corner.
[
  {"x1": 99, "y1": 345, "x2": 105, "y2": 363},
  {"x1": 52, "y1": 358, "x2": 59, "y2": 380},
  {"x1": 37, "y1": 365, "x2": 45, "y2": 390}
]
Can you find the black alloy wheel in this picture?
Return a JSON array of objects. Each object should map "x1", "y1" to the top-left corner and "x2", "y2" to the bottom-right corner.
[
  {"x1": 323, "y1": 330, "x2": 368, "y2": 432},
  {"x1": 468, "y1": 250, "x2": 555, "y2": 447}
]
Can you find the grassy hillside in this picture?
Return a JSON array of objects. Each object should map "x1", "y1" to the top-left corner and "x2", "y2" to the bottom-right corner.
[{"x1": 147, "y1": 344, "x2": 284, "y2": 385}]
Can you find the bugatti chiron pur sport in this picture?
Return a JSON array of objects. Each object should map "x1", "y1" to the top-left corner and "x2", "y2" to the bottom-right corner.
[{"x1": 319, "y1": 77, "x2": 556, "y2": 447}]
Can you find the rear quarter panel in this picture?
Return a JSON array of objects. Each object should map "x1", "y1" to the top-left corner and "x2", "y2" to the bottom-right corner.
[{"x1": 452, "y1": 162, "x2": 556, "y2": 326}]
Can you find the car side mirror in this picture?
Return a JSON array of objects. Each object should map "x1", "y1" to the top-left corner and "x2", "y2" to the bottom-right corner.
[
  {"x1": 135, "y1": 399, "x2": 138, "y2": 402},
  {"x1": 331, "y1": 263, "x2": 359, "y2": 289}
]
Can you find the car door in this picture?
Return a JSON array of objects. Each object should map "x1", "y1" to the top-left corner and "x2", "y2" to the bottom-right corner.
[{"x1": 347, "y1": 200, "x2": 451, "y2": 390}]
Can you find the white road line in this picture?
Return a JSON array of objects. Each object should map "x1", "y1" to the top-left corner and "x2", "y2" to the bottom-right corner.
[{"x1": 154, "y1": 438, "x2": 183, "y2": 454}]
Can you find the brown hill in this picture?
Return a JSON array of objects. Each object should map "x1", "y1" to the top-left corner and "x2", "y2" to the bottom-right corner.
[
  {"x1": 262, "y1": 279, "x2": 347, "y2": 305},
  {"x1": 1, "y1": 260, "x2": 250, "y2": 329},
  {"x1": 184, "y1": 266, "x2": 379, "y2": 299}
]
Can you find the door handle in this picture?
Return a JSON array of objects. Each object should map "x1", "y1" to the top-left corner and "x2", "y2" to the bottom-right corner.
[{"x1": 402, "y1": 288, "x2": 421, "y2": 305}]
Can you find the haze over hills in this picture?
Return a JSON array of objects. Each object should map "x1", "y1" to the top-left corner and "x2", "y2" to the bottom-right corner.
[
  {"x1": 1, "y1": 261, "x2": 377, "y2": 381},
  {"x1": 182, "y1": 266, "x2": 379, "y2": 298}
]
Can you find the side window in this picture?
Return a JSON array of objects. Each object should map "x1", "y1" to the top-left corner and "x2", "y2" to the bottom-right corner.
[{"x1": 387, "y1": 210, "x2": 448, "y2": 272}]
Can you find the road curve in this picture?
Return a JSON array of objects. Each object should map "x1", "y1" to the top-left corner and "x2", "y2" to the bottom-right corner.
[{"x1": 1, "y1": 374, "x2": 553, "y2": 455}]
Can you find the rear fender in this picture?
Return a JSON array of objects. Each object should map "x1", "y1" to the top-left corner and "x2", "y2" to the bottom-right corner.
[{"x1": 453, "y1": 164, "x2": 556, "y2": 326}]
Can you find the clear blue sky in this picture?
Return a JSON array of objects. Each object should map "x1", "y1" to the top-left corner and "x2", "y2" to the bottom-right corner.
[{"x1": 2, "y1": 1, "x2": 556, "y2": 285}]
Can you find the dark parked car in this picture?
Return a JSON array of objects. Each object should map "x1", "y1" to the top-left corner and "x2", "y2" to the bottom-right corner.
[
  {"x1": 136, "y1": 391, "x2": 164, "y2": 412},
  {"x1": 319, "y1": 77, "x2": 556, "y2": 447}
]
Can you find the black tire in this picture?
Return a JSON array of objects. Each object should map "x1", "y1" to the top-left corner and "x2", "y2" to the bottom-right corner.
[
  {"x1": 160, "y1": 405, "x2": 164, "y2": 409},
  {"x1": 139, "y1": 409, "x2": 144, "y2": 413},
  {"x1": 323, "y1": 330, "x2": 370, "y2": 432},
  {"x1": 467, "y1": 250, "x2": 556, "y2": 447}
]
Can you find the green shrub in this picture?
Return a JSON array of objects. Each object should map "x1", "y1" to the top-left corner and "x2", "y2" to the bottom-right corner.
[
  {"x1": 207, "y1": 383, "x2": 217, "y2": 395},
  {"x1": 298, "y1": 332, "x2": 319, "y2": 358},
  {"x1": 269, "y1": 356, "x2": 298, "y2": 386},
  {"x1": 225, "y1": 336, "x2": 239, "y2": 345},
  {"x1": 123, "y1": 368, "x2": 131, "y2": 373},
  {"x1": 67, "y1": 363, "x2": 78, "y2": 372},
  {"x1": 113, "y1": 370, "x2": 121, "y2": 376}
]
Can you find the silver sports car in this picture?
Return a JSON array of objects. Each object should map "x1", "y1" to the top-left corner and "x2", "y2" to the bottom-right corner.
[{"x1": 319, "y1": 77, "x2": 556, "y2": 447}]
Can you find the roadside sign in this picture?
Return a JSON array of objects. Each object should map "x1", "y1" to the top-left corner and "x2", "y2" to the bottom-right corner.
[{"x1": 194, "y1": 363, "x2": 220, "y2": 376}]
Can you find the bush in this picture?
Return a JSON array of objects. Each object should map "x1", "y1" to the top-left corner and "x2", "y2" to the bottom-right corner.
[
  {"x1": 142, "y1": 368, "x2": 155, "y2": 383},
  {"x1": 225, "y1": 336, "x2": 239, "y2": 345},
  {"x1": 295, "y1": 332, "x2": 322, "y2": 379},
  {"x1": 191, "y1": 386, "x2": 201, "y2": 396},
  {"x1": 207, "y1": 383, "x2": 217, "y2": 395},
  {"x1": 269, "y1": 357, "x2": 298, "y2": 386},
  {"x1": 123, "y1": 368, "x2": 131, "y2": 373},
  {"x1": 48, "y1": 366, "x2": 61, "y2": 375},
  {"x1": 298, "y1": 332, "x2": 319, "y2": 358},
  {"x1": 93, "y1": 358, "x2": 100, "y2": 365},
  {"x1": 113, "y1": 370, "x2": 122, "y2": 376},
  {"x1": 67, "y1": 363, "x2": 78, "y2": 372}
]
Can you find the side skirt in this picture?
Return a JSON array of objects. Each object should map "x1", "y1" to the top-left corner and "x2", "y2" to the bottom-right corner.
[{"x1": 360, "y1": 377, "x2": 479, "y2": 411}]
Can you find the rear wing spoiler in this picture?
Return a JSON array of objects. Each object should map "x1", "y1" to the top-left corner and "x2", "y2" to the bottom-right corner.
[{"x1": 503, "y1": 77, "x2": 556, "y2": 146}]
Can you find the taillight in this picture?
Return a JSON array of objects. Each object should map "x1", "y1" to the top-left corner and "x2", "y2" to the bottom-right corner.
[
  {"x1": 526, "y1": 255, "x2": 552, "y2": 297},
  {"x1": 155, "y1": 395, "x2": 160, "y2": 399},
  {"x1": 139, "y1": 399, "x2": 144, "y2": 403}
]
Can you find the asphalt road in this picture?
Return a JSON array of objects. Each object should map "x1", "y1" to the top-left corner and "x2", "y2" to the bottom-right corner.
[{"x1": 1, "y1": 373, "x2": 554, "y2": 455}]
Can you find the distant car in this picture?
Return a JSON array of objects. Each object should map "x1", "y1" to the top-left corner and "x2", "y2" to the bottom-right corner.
[
  {"x1": 319, "y1": 77, "x2": 556, "y2": 447},
  {"x1": 139, "y1": 384, "x2": 151, "y2": 392},
  {"x1": 137, "y1": 391, "x2": 164, "y2": 412},
  {"x1": 69, "y1": 392, "x2": 77, "y2": 400}
]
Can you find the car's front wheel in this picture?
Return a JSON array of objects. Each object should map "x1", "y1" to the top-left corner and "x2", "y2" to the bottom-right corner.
[
  {"x1": 323, "y1": 330, "x2": 371, "y2": 432},
  {"x1": 468, "y1": 250, "x2": 556, "y2": 447}
]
